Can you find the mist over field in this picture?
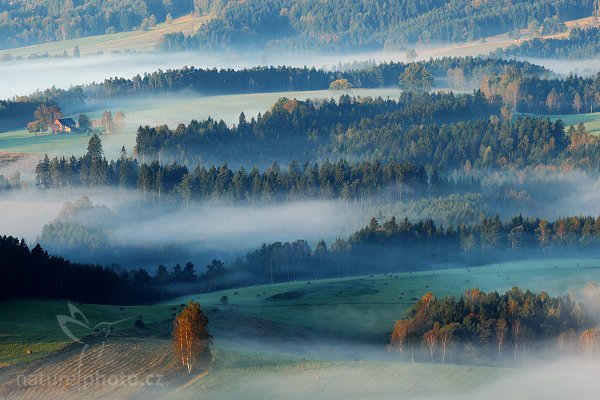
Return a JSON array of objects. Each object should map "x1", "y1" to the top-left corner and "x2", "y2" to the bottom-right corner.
[
  {"x1": 513, "y1": 57, "x2": 600, "y2": 77},
  {"x1": 3, "y1": 2, "x2": 600, "y2": 398},
  {"x1": 3, "y1": 46, "x2": 593, "y2": 101},
  {"x1": 0, "y1": 188, "x2": 362, "y2": 268}
]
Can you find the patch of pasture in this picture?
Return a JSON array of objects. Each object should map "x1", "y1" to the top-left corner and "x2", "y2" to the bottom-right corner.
[
  {"x1": 0, "y1": 15, "x2": 208, "y2": 58},
  {"x1": 0, "y1": 300, "x2": 172, "y2": 366},
  {"x1": 0, "y1": 88, "x2": 403, "y2": 160},
  {"x1": 173, "y1": 258, "x2": 600, "y2": 339}
]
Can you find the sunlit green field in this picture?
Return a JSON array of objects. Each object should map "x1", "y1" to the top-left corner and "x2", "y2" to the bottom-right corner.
[
  {"x1": 173, "y1": 258, "x2": 600, "y2": 340},
  {"x1": 0, "y1": 300, "x2": 172, "y2": 366},
  {"x1": 0, "y1": 88, "x2": 404, "y2": 159},
  {"x1": 2, "y1": 258, "x2": 599, "y2": 398},
  {"x1": 4, "y1": 258, "x2": 599, "y2": 367},
  {"x1": 549, "y1": 111, "x2": 600, "y2": 135},
  {"x1": 519, "y1": 111, "x2": 600, "y2": 135},
  {"x1": 0, "y1": 15, "x2": 207, "y2": 58}
]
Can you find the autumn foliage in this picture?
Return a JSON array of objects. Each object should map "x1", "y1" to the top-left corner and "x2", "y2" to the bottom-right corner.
[
  {"x1": 391, "y1": 286, "x2": 600, "y2": 365},
  {"x1": 172, "y1": 301, "x2": 212, "y2": 373}
]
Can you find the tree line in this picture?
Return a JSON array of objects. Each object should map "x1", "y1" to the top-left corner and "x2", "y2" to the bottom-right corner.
[
  {"x1": 6, "y1": 210, "x2": 600, "y2": 303},
  {"x1": 35, "y1": 102, "x2": 600, "y2": 200},
  {"x1": 82, "y1": 57, "x2": 544, "y2": 100},
  {"x1": 484, "y1": 70, "x2": 600, "y2": 115},
  {"x1": 111, "y1": 213, "x2": 600, "y2": 291},
  {"x1": 214, "y1": 213, "x2": 600, "y2": 287},
  {"x1": 391, "y1": 286, "x2": 600, "y2": 365},
  {"x1": 0, "y1": 235, "x2": 155, "y2": 304},
  {"x1": 162, "y1": 0, "x2": 593, "y2": 51},
  {"x1": 0, "y1": 0, "x2": 195, "y2": 50},
  {"x1": 133, "y1": 92, "x2": 500, "y2": 165},
  {"x1": 134, "y1": 96, "x2": 600, "y2": 170},
  {"x1": 0, "y1": 233, "x2": 242, "y2": 304},
  {"x1": 498, "y1": 27, "x2": 600, "y2": 59},
  {"x1": 3, "y1": 57, "x2": 541, "y2": 132},
  {"x1": 35, "y1": 142, "x2": 441, "y2": 204}
]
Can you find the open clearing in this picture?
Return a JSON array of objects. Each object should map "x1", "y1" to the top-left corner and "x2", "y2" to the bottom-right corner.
[
  {"x1": 518, "y1": 111, "x2": 600, "y2": 135},
  {"x1": 548, "y1": 111, "x2": 600, "y2": 135},
  {"x1": 3, "y1": 258, "x2": 599, "y2": 367},
  {"x1": 0, "y1": 88, "x2": 403, "y2": 160},
  {"x1": 174, "y1": 258, "x2": 600, "y2": 342},
  {"x1": 0, "y1": 15, "x2": 209, "y2": 59},
  {"x1": 1, "y1": 258, "x2": 600, "y2": 398}
]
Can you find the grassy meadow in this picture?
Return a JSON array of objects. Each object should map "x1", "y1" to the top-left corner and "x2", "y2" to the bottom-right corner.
[
  {"x1": 0, "y1": 88, "x2": 403, "y2": 159},
  {"x1": 549, "y1": 111, "x2": 600, "y2": 135},
  {"x1": 0, "y1": 15, "x2": 208, "y2": 59},
  {"x1": 3, "y1": 258, "x2": 599, "y2": 367},
  {"x1": 173, "y1": 258, "x2": 600, "y2": 341},
  {"x1": 0, "y1": 300, "x2": 173, "y2": 366},
  {"x1": 517, "y1": 111, "x2": 600, "y2": 135},
  {"x1": 1, "y1": 258, "x2": 600, "y2": 398}
]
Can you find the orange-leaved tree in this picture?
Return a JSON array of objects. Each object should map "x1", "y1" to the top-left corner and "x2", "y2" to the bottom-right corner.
[{"x1": 173, "y1": 301, "x2": 212, "y2": 373}]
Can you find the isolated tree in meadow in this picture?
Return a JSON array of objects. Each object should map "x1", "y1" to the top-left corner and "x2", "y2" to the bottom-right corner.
[
  {"x1": 439, "y1": 323, "x2": 459, "y2": 364},
  {"x1": 329, "y1": 79, "x2": 352, "y2": 91},
  {"x1": 172, "y1": 301, "x2": 211, "y2": 373},
  {"x1": 405, "y1": 48, "x2": 417, "y2": 62},
  {"x1": 73, "y1": 45, "x2": 80, "y2": 58},
  {"x1": 423, "y1": 322, "x2": 440, "y2": 362},
  {"x1": 496, "y1": 319, "x2": 508, "y2": 359}
]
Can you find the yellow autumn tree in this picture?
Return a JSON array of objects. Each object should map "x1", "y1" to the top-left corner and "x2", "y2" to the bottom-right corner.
[
  {"x1": 391, "y1": 319, "x2": 411, "y2": 359},
  {"x1": 173, "y1": 301, "x2": 212, "y2": 373}
]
